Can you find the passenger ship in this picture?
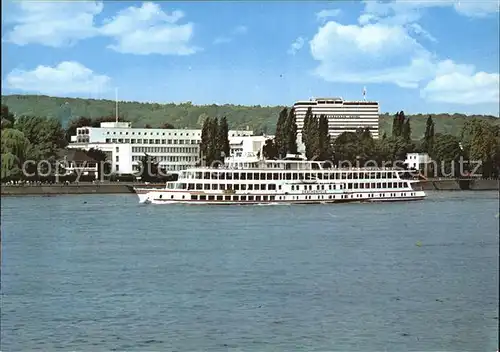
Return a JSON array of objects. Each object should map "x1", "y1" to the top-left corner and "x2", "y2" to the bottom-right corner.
[{"x1": 134, "y1": 154, "x2": 425, "y2": 205}]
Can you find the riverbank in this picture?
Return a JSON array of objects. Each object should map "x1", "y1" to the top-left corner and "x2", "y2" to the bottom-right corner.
[
  {"x1": 1, "y1": 179, "x2": 498, "y2": 196},
  {"x1": 0, "y1": 183, "x2": 158, "y2": 196},
  {"x1": 420, "y1": 179, "x2": 499, "y2": 191}
]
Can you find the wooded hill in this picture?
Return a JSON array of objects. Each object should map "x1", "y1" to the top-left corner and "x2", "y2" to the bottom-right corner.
[{"x1": 2, "y1": 94, "x2": 498, "y2": 139}]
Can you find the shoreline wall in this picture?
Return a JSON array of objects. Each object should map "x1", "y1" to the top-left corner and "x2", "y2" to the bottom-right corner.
[
  {"x1": 0, "y1": 183, "x2": 163, "y2": 196},
  {"x1": 419, "y1": 179, "x2": 498, "y2": 191},
  {"x1": 1, "y1": 179, "x2": 498, "y2": 196},
  {"x1": 469, "y1": 179, "x2": 499, "y2": 190}
]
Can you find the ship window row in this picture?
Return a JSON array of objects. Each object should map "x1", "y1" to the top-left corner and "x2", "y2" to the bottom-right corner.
[
  {"x1": 178, "y1": 183, "x2": 281, "y2": 191},
  {"x1": 191, "y1": 195, "x2": 277, "y2": 202},
  {"x1": 106, "y1": 138, "x2": 200, "y2": 145},
  {"x1": 347, "y1": 182, "x2": 407, "y2": 189},
  {"x1": 291, "y1": 182, "x2": 408, "y2": 190},
  {"x1": 132, "y1": 146, "x2": 198, "y2": 154},
  {"x1": 169, "y1": 182, "x2": 408, "y2": 191},
  {"x1": 182, "y1": 192, "x2": 413, "y2": 202},
  {"x1": 164, "y1": 192, "x2": 416, "y2": 202},
  {"x1": 186, "y1": 171, "x2": 397, "y2": 180},
  {"x1": 292, "y1": 184, "x2": 343, "y2": 190}
]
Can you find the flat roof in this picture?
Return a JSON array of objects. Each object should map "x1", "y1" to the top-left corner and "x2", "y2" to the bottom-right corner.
[{"x1": 294, "y1": 99, "x2": 378, "y2": 104}]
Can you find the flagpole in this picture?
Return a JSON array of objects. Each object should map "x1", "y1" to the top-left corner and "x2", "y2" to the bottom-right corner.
[{"x1": 115, "y1": 88, "x2": 118, "y2": 123}]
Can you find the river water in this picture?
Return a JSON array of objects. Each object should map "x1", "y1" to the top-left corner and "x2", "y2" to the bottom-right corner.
[{"x1": 1, "y1": 191, "x2": 498, "y2": 351}]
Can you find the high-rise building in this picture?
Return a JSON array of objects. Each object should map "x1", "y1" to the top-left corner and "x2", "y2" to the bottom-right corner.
[{"x1": 293, "y1": 97, "x2": 380, "y2": 149}]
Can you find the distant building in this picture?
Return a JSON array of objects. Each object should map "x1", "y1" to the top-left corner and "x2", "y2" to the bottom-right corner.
[
  {"x1": 229, "y1": 135, "x2": 274, "y2": 159},
  {"x1": 404, "y1": 153, "x2": 432, "y2": 170},
  {"x1": 293, "y1": 97, "x2": 380, "y2": 152},
  {"x1": 68, "y1": 121, "x2": 253, "y2": 174},
  {"x1": 56, "y1": 149, "x2": 98, "y2": 179}
]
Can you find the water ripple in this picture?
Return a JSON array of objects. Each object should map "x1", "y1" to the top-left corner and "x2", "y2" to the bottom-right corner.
[{"x1": 1, "y1": 192, "x2": 498, "y2": 351}]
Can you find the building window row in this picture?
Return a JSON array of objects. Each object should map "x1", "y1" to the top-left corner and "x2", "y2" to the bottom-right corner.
[
  {"x1": 105, "y1": 131, "x2": 199, "y2": 136},
  {"x1": 132, "y1": 155, "x2": 196, "y2": 163},
  {"x1": 76, "y1": 129, "x2": 252, "y2": 138},
  {"x1": 106, "y1": 138, "x2": 199, "y2": 145},
  {"x1": 132, "y1": 164, "x2": 192, "y2": 172},
  {"x1": 102, "y1": 131, "x2": 251, "y2": 137},
  {"x1": 132, "y1": 146, "x2": 198, "y2": 154}
]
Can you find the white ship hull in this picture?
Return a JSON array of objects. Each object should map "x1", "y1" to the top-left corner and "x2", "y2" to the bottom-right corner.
[
  {"x1": 134, "y1": 156, "x2": 426, "y2": 205},
  {"x1": 134, "y1": 188, "x2": 425, "y2": 205}
]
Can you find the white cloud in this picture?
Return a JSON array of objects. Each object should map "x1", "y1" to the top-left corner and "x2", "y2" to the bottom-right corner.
[
  {"x1": 213, "y1": 25, "x2": 248, "y2": 44},
  {"x1": 233, "y1": 25, "x2": 248, "y2": 35},
  {"x1": 454, "y1": 0, "x2": 500, "y2": 18},
  {"x1": 407, "y1": 23, "x2": 437, "y2": 43},
  {"x1": 5, "y1": 61, "x2": 111, "y2": 95},
  {"x1": 100, "y1": 2, "x2": 199, "y2": 55},
  {"x1": 360, "y1": 0, "x2": 498, "y2": 23},
  {"x1": 309, "y1": 1, "x2": 499, "y2": 105},
  {"x1": 310, "y1": 21, "x2": 435, "y2": 88},
  {"x1": 316, "y1": 9, "x2": 341, "y2": 21},
  {"x1": 288, "y1": 36, "x2": 305, "y2": 55},
  {"x1": 4, "y1": 1, "x2": 200, "y2": 55},
  {"x1": 357, "y1": 0, "x2": 498, "y2": 42},
  {"x1": 421, "y1": 69, "x2": 500, "y2": 104},
  {"x1": 213, "y1": 37, "x2": 232, "y2": 44},
  {"x1": 4, "y1": 1, "x2": 103, "y2": 47}
]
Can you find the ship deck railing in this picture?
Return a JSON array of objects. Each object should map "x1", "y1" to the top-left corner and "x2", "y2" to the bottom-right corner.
[{"x1": 188, "y1": 165, "x2": 407, "y2": 171}]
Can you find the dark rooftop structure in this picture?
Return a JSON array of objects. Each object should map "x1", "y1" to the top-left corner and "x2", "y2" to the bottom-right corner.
[{"x1": 57, "y1": 148, "x2": 97, "y2": 162}]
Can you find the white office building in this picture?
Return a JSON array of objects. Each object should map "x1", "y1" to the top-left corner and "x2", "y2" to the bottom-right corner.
[
  {"x1": 404, "y1": 153, "x2": 432, "y2": 170},
  {"x1": 229, "y1": 135, "x2": 274, "y2": 159},
  {"x1": 68, "y1": 121, "x2": 253, "y2": 174},
  {"x1": 293, "y1": 97, "x2": 380, "y2": 151}
]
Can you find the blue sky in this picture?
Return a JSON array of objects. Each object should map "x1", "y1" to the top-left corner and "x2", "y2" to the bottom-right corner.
[{"x1": 2, "y1": 0, "x2": 499, "y2": 116}]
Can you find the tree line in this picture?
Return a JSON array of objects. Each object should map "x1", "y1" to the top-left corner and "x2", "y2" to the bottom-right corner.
[
  {"x1": 2, "y1": 102, "x2": 499, "y2": 182},
  {"x1": 3, "y1": 94, "x2": 499, "y2": 138},
  {"x1": 198, "y1": 116, "x2": 230, "y2": 165},
  {"x1": 260, "y1": 107, "x2": 499, "y2": 178},
  {"x1": 2, "y1": 104, "x2": 68, "y2": 181},
  {"x1": 1, "y1": 104, "x2": 182, "y2": 182}
]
